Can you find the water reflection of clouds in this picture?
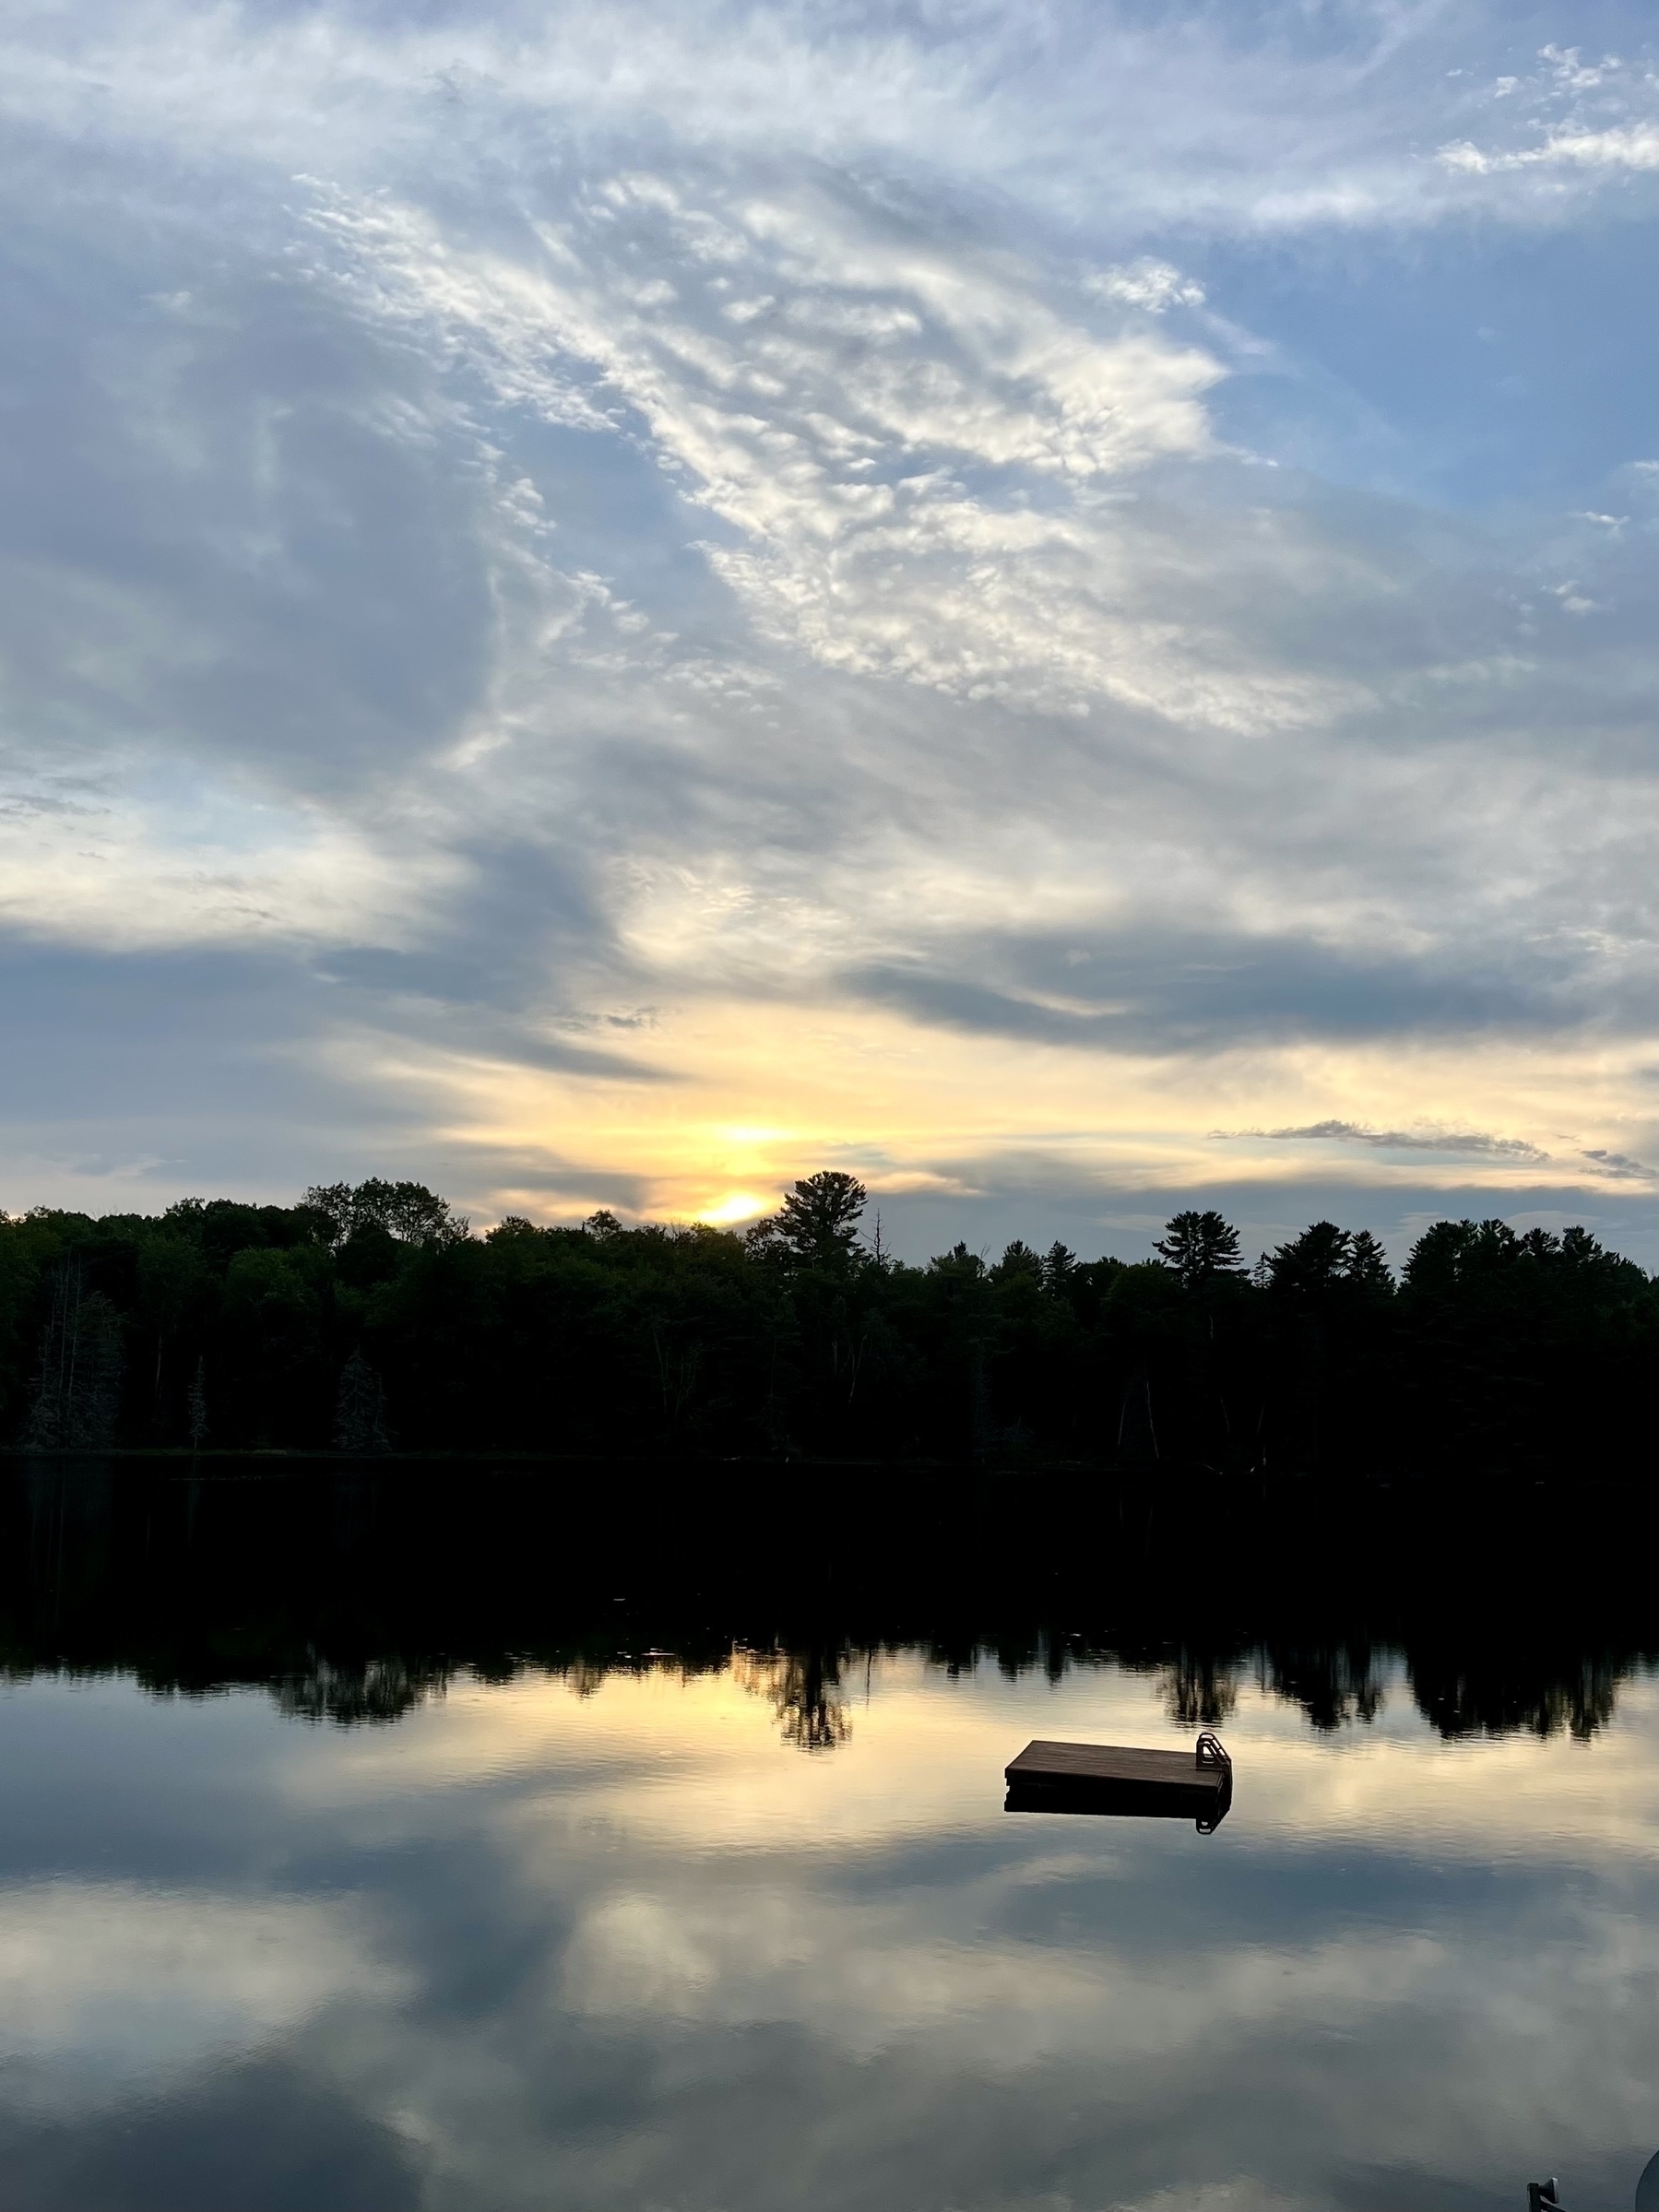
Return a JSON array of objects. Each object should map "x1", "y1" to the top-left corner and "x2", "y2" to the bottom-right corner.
[
  {"x1": 6, "y1": 1655, "x2": 1659, "y2": 2206},
  {"x1": 0, "y1": 1878, "x2": 406, "y2": 2111},
  {"x1": 282, "y1": 1655, "x2": 1659, "y2": 1869}
]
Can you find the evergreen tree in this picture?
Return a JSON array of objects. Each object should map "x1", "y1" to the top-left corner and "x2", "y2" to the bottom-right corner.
[
  {"x1": 1270, "y1": 1222, "x2": 1352, "y2": 1298},
  {"x1": 1345, "y1": 1230, "x2": 1393, "y2": 1287},
  {"x1": 991, "y1": 1240, "x2": 1044, "y2": 1283},
  {"x1": 1154, "y1": 1211, "x2": 1243, "y2": 1290},
  {"x1": 776, "y1": 1172, "x2": 868, "y2": 1270}
]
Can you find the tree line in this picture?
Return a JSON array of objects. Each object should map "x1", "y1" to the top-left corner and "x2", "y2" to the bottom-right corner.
[{"x1": 1, "y1": 1171, "x2": 1654, "y2": 1472}]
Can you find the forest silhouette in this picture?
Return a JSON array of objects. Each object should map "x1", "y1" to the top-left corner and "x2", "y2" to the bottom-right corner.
[{"x1": 2, "y1": 1171, "x2": 1655, "y2": 1473}]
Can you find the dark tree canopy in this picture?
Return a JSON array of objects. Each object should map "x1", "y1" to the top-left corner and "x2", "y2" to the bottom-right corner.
[
  {"x1": 303, "y1": 1180, "x2": 469, "y2": 1249},
  {"x1": 0, "y1": 1185, "x2": 1653, "y2": 1476},
  {"x1": 1154, "y1": 1210, "x2": 1243, "y2": 1290},
  {"x1": 1269, "y1": 1222, "x2": 1351, "y2": 1298},
  {"x1": 1345, "y1": 1230, "x2": 1392, "y2": 1288}
]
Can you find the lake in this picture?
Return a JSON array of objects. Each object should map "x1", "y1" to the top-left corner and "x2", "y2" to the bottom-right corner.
[{"x1": 3, "y1": 1460, "x2": 1657, "y2": 2210}]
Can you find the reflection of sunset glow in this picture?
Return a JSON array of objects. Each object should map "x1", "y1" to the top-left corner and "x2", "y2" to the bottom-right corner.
[{"x1": 299, "y1": 1651, "x2": 1659, "y2": 1870}]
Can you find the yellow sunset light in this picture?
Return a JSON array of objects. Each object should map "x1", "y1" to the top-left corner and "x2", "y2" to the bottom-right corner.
[{"x1": 699, "y1": 1190, "x2": 773, "y2": 1226}]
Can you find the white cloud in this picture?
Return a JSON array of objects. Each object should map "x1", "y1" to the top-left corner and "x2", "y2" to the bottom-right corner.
[
  {"x1": 1441, "y1": 123, "x2": 1659, "y2": 176},
  {"x1": 301, "y1": 179, "x2": 1386, "y2": 732},
  {"x1": 1439, "y1": 42, "x2": 1659, "y2": 183},
  {"x1": 1084, "y1": 257, "x2": 1206, "y2": 312}
]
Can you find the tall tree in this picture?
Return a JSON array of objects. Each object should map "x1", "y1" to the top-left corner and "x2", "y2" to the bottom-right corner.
[
  {"x1": 1270, "y1": 1222, "x2": 1352, "y2": 1298},
  {"x1": 1345, "y1": 1230, "x2": 1393, "y2": 1288},
  {"x1": 776, "y1": 1172, "x2": 868, "y2": 1270},
  {"x1": 1154, "y1": 1211, "x2": 1242, "y2": 1291}
]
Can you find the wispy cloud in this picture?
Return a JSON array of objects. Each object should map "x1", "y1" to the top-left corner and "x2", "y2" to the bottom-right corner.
[
  {"x1": 1215, "y1": 1121, "x2": 1552, "y2": 1165},
  {"x1": 1439, "y1": 43, "x2": 1659, "y2": 183},
  {"x1": 1442, "y1": 123, "x2": 1659, "y2": 175},
  {"x1": 1581, "y1": 1147, "x2": 1656, "y2": 1182}
]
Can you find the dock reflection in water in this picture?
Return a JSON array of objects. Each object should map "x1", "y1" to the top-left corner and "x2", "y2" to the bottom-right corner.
[{"x1": 1, "y1": 1456, "x2": 1657, "y2": 2211}]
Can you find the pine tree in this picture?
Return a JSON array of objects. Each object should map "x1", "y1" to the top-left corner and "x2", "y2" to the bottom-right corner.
[
  {"x1": 1154, "y1": 1211, "x2": 1243, "y2": 1290},
  {"x1": 1345, "y1": 1230, "x2": 1393, "y2": 1288},
  {"x1": 776, "y1": 1172, "x2": 868, "y2": 1269}
]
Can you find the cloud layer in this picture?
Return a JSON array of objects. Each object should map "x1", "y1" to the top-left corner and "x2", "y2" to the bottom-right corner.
[{"x1": 1, "y1": 0, "x2": 1656, "y2": 1256}]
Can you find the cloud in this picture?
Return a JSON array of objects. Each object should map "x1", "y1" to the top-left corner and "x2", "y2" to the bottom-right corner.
[
  {"x1": 301, "y1": 176, "x2": 1252, "y2": 724},
  {"x1": 1580, "y1": 1147, "x2": 1655, "y2": 1182},
  {"x1": 1217, "y1": 1120, "x2": 1552, "y2": 1165},
  {"x1": 1084, "y1": 257, "x2": 1206, "y2": 312},
  {"x1": 1438, "y1": 43, "x2": 1659, "y2": 184},
  {"x1": 1441, "y1": 124, "x2": 1659, "y2": 176},
  {"x1": 0, "y1": 0, "x2": 1654, "y2": 1254}
]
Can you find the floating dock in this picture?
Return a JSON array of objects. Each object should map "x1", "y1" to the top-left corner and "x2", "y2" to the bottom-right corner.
[{"x1": 1004, "y1": 1732, "x2": 1232, "y2": 1830}]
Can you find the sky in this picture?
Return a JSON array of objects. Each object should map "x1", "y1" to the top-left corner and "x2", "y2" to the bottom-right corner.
[{"x1": 1, "y1": 0, "x2": 1655, "y2": 1265}]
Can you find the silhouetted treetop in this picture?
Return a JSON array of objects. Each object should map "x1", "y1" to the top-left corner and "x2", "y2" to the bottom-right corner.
[
  {"x1": 776, "y1": 1171, "x2": 868, "y2": 1270},
  {"x1": 991, "y1": 1240, "x2": 1044, "y2": 1283},
  {"x1": 1270, "y1": 1221, "x2": 1350, "y2": 1298},
  {"x1": 303, "y1": 1179, "x2": 469, "y2": 1249},
  {"x1": 1345, "y1": 1230, "x2": 1393, "y2": 1288},
  {"x1": 1154, "y1": 1211, "x2": 1243, "y2": 1290}
]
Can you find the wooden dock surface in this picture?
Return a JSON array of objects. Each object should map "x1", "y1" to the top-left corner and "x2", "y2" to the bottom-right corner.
[{"x1": 1004, "y1": 1737, "x2": 1232, "y2": 1828}]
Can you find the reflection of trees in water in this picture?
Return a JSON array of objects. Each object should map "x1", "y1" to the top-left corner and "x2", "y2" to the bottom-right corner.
[
  {"x1": 275, "y1": 1654, "x2": 450, "y2": 1725},
  {"x1": 1258, "y1": 1640, "x2": 1386, "y2": 1730},
  {"x1": 732, "y1": 1645, "x2": 850, "y2": 1751},
  {"x1": 1156, "y1": 1640, "x2": 1630, "y2": 1741},
  {"x1": 255, "y1": 1636, "x2": 1626, "y2": 1746},
  {"x1": 1408, "y1": 1650, "x2": 1623, "y2": 1743},
  {"x1": 557, "y1": 1651, "x2": 726, "y2": 1699},
  {"x1": 563, "y1": 1656, "x2": 612, "y2": 1700},
  {"x1": 1160, "y1": 1650, "x2": 1239, "y2": 1727},
  {"x1": 1012, "y1": 1635, "x2": 1628, "y2": 1744}
]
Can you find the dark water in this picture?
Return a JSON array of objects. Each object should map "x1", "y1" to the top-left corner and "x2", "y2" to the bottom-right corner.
[{"x1": 3, "y1": 1459, "x2": 1658, "y2": 2211}]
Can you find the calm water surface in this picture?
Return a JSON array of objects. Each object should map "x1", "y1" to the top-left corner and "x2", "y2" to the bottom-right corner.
[{"x1": 3, "y1": 1462, "x2": 1657, "y2": 2210}]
